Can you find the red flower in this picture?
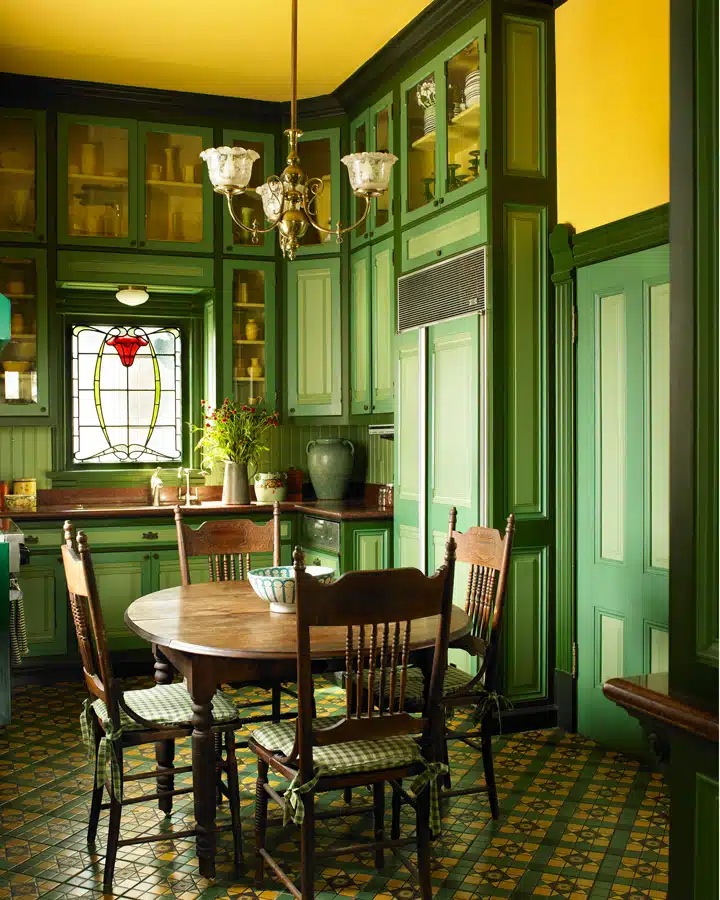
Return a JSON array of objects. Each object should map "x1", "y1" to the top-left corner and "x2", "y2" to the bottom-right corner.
[
  {"x1": 250, "y1": 407, "x2": 255, "y2": 413},
  {"x1": 200, "y1": 399, "x2": 205, "y2": 405}
]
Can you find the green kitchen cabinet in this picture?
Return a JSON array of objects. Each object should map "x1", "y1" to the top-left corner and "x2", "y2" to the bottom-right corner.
[
  {"x1": 223, "y1": 259, "x2": 277, "y2": 412},
  {"x1": 221, "y1": 128, "x2": 276, "y2": 256},
  {"x1": 0, "y1": 246, "x2": 49, "y2": 418},
  {"x1": 296, "y1": 127, "x2": 341, "y2": 256},
  {"x1": 300, "y1": 513, "x2": 392, "y2": 574},
  {"x1": 58, "y1": 114, "x2": 213, "y2": 252},
  {"x1": 350, "y1": 93, "x2": 395, "y2": 249},
  {"x1": 399, "y1": 193, "x2": 488, "y2": 274},
  {"x1": 22, "y1": 555, "x2": 67, "y2": 657},
  {"x1": 286, "y1": 257, "x2": 342, "y2": 417},
  {"x1": 0, "y1": 108, "x2": 46, "y2": 244},
  {"x1": 350, "y1": 237, "x2": 395, "y2": 415},
  {"x1": 400, "y1": 18, "x2": 487, "y2": 227},
  {"x1": 92, "y1": 549, "x2": 154, "y2": 651}
]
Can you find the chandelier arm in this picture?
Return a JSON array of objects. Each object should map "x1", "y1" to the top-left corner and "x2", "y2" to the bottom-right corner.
[
  {"x1": 225, "y1": 192, "x2": 283, "y2": 236},
  {"x1": 302, "y1": 192, "x2": 372, "y2": 238}
]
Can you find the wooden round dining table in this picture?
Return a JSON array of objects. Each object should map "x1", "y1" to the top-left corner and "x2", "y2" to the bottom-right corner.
[{"x1": 125, "y1": 580, "x2": 471, "y2": 878}]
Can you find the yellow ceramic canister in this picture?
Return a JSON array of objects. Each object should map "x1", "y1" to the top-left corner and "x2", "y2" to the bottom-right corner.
[{"x1": 13, "y1": 478, "x2": 36, "y2": 496}]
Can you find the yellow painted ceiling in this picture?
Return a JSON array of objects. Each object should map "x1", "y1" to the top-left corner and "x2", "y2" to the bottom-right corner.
[{"x1": 0, "y1": 0, "x2": 433, "y2": 101}]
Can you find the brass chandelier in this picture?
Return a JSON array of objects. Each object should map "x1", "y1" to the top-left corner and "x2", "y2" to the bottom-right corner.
[{"x1": 200, "y1": 0, "x2": 398, "y2": 260}]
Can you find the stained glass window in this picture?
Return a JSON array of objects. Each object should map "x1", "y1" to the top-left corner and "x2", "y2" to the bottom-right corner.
[{"x1": 71, "y1": 324, "x2": 183, "y2": 464}]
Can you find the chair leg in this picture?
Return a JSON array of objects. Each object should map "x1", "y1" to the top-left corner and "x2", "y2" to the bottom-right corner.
[
  {"x1": 155, "y1": 738, "x2": 175, "y2": 815},
  {"x1": 481, "y1": 719, "x2": 499, "y2": 819},
  {"x1": 103, "y1": 743, "x2": 123, "y2": 890},
  {"x1": 225, "y1": 731, "x2": 243, "y2": 870},
  {"x1": 441, "y1": 736, "x2": 451, "y2": 790},
  {"x1": 87, "y1": 719, "x2": 104, "y2": 844},
  {"x1": 254, "y1": 759, "x2": 269, "y2": 887},
  {"x1": 391, "y1": 778, "x2": 402, "y2": 840},
  {"x1": 373, "y1": 782, "x2": 385, "y2": 870},
  {"x1": 271, "y1": 682, "x2": 281, "y2": 722},
  {"x1": 299, "y1": 793, "x2": 316, "y2": 900},
  {"x1": 415, "y1": 783, "x2": 432, "y2": 900},
  {"x1": 214, "y1": 731, "x2": 223, "y2": 805},
  {"x1": 343, "y1": 786, "x2": 352, "y2": 804}
]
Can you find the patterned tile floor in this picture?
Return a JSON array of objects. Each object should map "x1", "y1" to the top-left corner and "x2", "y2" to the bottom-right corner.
[{"x1": 0, "y1": 678, "x2": 668, "y2": 899}]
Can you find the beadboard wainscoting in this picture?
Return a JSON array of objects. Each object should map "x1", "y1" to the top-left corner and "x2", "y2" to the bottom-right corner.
[{"x1": 0, "y1": 427, "x2": 53, "y2": 488}]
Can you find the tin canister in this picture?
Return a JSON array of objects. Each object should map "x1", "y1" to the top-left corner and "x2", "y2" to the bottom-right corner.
[
  {"x1": 0, "y1": 481, "x2": 8, "y2": 510},
  {"x1": 13, "y1": 478, "x2": 36, "y2": 496}
]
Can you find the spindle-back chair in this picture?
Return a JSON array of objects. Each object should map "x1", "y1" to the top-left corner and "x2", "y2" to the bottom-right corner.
[
  {"x1": 248, "y1": 543, "x2": 457, "y2": 900},
  {"x1": 174, "y1": 503, "x2": 295, "y2": 727},
  {"x1": 61, "y1": 522, "x2": 244, "y2": 889}
]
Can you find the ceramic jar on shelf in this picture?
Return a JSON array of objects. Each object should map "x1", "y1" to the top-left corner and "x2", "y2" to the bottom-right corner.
[{"x1": 253, "y1": 471, "x2": 288, "y2": 503}]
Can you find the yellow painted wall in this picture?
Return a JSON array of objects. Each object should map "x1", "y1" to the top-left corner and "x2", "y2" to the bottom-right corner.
[{"x1": 556, "y1": 0, "x2": 669, "y2": 233}]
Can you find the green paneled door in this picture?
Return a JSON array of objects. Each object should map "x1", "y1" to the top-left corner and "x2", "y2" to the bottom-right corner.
[
  {"x1": 286, "y1": 257, "x2": 341, "y2": 417},
  {"x1": 92, "y1": 550, "x2": 153, "y2": 651},
  {"x1": 371, "y1": 238, "x2": 395, "y2": 414},
  {"x1": 22, "y1": 557, "x2": 67, "y2": 657},
  {"x1": 394, "y1": 329, "x2": 421, "y2": 568},
  {"x1": 577, "y1": 245, "x2": 670, "y2": 752}
]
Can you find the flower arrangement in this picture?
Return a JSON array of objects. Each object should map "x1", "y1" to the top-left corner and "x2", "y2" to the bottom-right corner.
[{"x1": 195, "y1": 399, "x2": 279, "y2": 475}]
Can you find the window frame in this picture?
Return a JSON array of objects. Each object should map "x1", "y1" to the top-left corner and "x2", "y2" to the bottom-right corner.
[{"x1": 51, "y1": 290, "x2": 207, "y2": 487}]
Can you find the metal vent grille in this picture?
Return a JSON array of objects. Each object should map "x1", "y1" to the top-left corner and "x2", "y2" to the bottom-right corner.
[{"x1": 397, "y1": 246, "x2": 487, "y2": 332}]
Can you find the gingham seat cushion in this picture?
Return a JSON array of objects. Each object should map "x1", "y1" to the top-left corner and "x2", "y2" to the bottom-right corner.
[
  {"x1": 91, "y1": 681, "x2": 239, "y2": 732},
  {"x1": 403, "y1": 664, "x2": 476, "y2": 703},
  {"x1": 251, "y1": 715, "x2": 424, "y2": 777},
  {"x1": 250, "y1": 714, "x2": 447, "y2": 833}
]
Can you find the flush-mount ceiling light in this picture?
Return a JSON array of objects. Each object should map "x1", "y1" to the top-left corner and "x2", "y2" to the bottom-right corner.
[
  {"x1": 199, "y1": 0, "x2": 397, "y2": 261},
  {"x1": 115, "y1": 286, "x2": 149, "y2": 307}
]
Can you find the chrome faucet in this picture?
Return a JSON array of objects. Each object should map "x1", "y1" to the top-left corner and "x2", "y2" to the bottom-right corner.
[{"x1": 150, "y1": 467, "x2": 164, "y2": 507}]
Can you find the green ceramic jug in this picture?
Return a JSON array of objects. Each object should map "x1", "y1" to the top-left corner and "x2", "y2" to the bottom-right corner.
[{"x1": 306, "y1": 438, "x2": 355, "y2": 500}]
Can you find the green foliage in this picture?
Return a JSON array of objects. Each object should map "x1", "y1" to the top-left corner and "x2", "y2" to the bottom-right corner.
[{"x1": 194, "y1": 399, "x2": 278, "y2": 475}]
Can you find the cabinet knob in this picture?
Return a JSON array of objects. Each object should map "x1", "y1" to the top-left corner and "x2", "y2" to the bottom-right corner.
[
  {"x1": 139, "y1": 240, "x2": 146, "y2": 247},
  {"x1": 313, "y1": 558, "x2": 321, "y2": 566},
  {"x1": 289, "y1": 407, "x2": 295, "y2": 413},
  {"x1": 436, "y1": 250, "x2": 442, "y2": 257},
  {"x1": 25, "y1": 535, "x2": 39, "y2": 545},
  {"x1": 40, "y1": 407, "x2": 46, "y2": 413},
  {"x1": 144, "y1": 553, "x2": 150, "y2": 560},
  {"x1": 143, "y1": 531, "x2": 159, "y2": 540},
  {"x1": 439, "y1": 197, "x2": 445, "y2": 204},
  {"x1": 364, "y1": 405, "x2": 369, "y2": 410},
  {"x1": 130, "y1": 240, "x2": 137, "y2": 246},
  {"x1": 433, "y1": 200, "x2": 439, "y2": 207},
  {"x1": 153, "y1": 553, "x2": 159, "y2": 559}
]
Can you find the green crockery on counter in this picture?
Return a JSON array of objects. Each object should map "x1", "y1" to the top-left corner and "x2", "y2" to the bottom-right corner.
[{"x1": 306, "y1": 438, "x2": 355, "y2": 500}]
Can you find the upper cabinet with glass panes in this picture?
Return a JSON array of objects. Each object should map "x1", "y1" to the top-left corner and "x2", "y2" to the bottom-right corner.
[
  {"x1": 400, "y1": 20, "x2": 487, "y2": 226},
  {"x1": 350, "y1": 93, "x2": 395, "y2": 249},
  {"x1": 296, "y1": 128, "x2": 341, "y2": 256},
  {"x1": 0, "y1": 110, "x2": 46, "y2": 244},
  {"x1": 221, "y1": 130, "x2": 276, "y2": 257},
  {"x1": 58, "y1": 114, "x2": 214, "y2": 252},
  {"x1": 0, "y1": 248, "x2": 48, "y2": 417}
]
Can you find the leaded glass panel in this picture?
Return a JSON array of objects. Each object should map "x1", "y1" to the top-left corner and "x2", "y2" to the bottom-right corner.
[{"x1": 72, "y1": 324, "x2": 182, "y2": 464}]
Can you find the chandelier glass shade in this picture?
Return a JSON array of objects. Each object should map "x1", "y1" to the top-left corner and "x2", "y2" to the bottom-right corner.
[{"x1": 199, "y1": 0, "x2": 397, "y2": 260}]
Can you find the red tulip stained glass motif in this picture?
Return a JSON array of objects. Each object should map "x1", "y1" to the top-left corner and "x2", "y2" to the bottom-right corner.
[{"x1": 106, "y1": 333, "x2": 148, "y2": 367}]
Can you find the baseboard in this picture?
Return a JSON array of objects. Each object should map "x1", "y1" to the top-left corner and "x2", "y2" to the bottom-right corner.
[
  {"x1": 554, "y1": 669, "x2": 576, "y2": 732},
  {"x1": 12, "y1": 650, "x2": 154, "y2": 687},
  {"x1": 492, "y1": 702, "x2": 558, "y2": 735}
]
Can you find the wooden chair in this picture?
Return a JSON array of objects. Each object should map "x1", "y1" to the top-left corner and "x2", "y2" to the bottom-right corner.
[
  {"x1": 61, "y1": 522, "x2": 244, "y2": 889},
  {"x1": 434, "y1": 508, "x2": 515, "y2": 817},
  {"x1": 174, "y1": 502, "x2": 296, "y2": 728},
  {"x1": 248, "y1": 542, "x2": 456, "y2": 900}
]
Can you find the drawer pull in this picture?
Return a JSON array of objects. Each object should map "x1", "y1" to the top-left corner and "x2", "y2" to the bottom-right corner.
[
  {"x1": 142, "y1": 531, "x2": 159, "y2": 541},
  {"x1": 25, "y1": 535, "x2": 39, "y2": 545},
  {"x1": 312, "y1": 557, "x2": 321, "y2": 566}
]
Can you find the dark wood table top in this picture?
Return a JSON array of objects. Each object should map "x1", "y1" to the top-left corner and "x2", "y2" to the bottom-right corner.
[{"x1": 125, "y1": 580, "x2": 471, "y2": 661}]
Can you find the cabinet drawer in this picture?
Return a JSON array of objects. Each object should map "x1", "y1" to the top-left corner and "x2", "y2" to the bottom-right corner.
[
  {"x1": 23, "y1": 523, "x2": 178, "y2": 549},
  {"x1": 300, "y1": 515, "x2": 340, "y2": 553}
]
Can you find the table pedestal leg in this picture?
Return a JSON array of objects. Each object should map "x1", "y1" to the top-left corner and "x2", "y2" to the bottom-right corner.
[
  {"x1": 189, "y1": 670, "x2": 217, "y2": 879},
  {"x1": 153, "y1": 645, "x2": 176, "y2": 813}
]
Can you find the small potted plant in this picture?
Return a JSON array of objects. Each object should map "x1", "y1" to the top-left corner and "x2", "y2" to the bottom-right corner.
[{"x1": 195, "y1": 399, "x2": 279, "y2": 505}]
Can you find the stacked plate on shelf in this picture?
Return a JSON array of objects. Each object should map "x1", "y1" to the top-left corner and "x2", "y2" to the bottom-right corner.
[
  {"x1": 423, "y1": 106, "x2": 436, "y2": 135},
  {"x1": 464, "y1": 69, "x2": 481, "y2": 107}
]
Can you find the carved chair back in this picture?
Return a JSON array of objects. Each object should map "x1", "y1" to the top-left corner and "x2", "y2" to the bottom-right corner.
[
  {"x1": 447, "y1": 508, "x2": 515, "y2": 691},
  {"x1": 290, "y1": 543, "x2": 456, "y2": 782},
  {"x1": 174, "y1": 502, "x2": 281, "y2": 585},
  {"x1": 61, "y1": 522, "x2": 120, "y2": 729}
]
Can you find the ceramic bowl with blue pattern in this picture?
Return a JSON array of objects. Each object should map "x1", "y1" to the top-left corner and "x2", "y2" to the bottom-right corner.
[{"x1": 248, "y1": 565, "x2": 336, "y2": 614}]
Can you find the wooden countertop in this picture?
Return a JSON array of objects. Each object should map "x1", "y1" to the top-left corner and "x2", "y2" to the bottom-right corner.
[
  {"x1": 603, "y1": 673, "x2": 718, "y2": 742},
  {"x1": 7, "y1": 499, "x2": 393, "y2": 523}
]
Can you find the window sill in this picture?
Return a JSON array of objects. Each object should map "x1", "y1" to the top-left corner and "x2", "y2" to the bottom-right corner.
[{"x1": 47, "y1": 468, "x2": 205, "y2": 489}]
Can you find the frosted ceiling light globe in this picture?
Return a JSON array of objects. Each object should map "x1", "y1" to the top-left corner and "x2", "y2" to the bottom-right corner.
[{"x1": 116, "y1": 287, "x2": 149, "y2": 307}]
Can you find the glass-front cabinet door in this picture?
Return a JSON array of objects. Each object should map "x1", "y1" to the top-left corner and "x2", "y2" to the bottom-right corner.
[
  {"x1": 59, "y1": 114, "x2": 137, "y2": 247},
  {"x1": 350, "y1": 93, "x2": 395, "y2": 249},
  {"x1": 222, "y1": 260, "x2": 276, "y2": 413},
  {"x1": 0, "y1": 110, "x2": 46, "y2": 243},
  {"x1": 297, "y1": 128, "x2": 341, "y2": 255},
  {"x1": 222, "y1": 129, "x2": 275, "y2": 256},
  {"x1": 139, "y1": 123, "x2": 213, "y2": 253},
  {"x1": 400, "y1": 20, "x2": 486, "y2": 226},
  {"x1": 0, "y1": 247, "x2": 48, "y2": 417}
]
